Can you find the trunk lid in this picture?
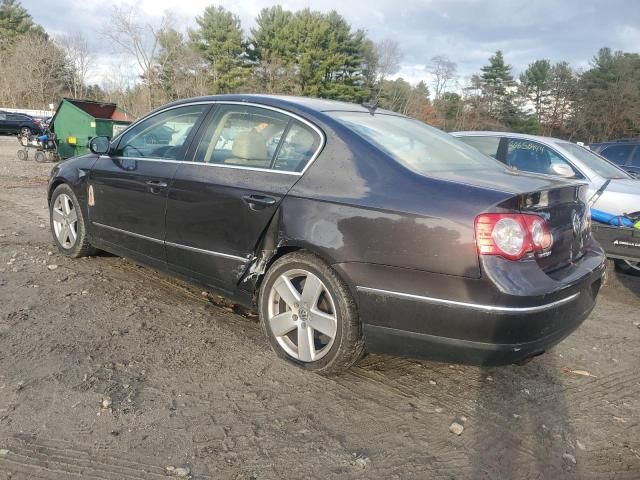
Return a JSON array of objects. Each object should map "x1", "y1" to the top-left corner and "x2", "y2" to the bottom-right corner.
[{"x1": 501, "y1": 183, "x2": 591, "y2": 272}]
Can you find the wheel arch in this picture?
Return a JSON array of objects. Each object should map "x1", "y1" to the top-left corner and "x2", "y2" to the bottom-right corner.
[{"x1": 48, "y1": 178, "x2": 67, "y2": 203}]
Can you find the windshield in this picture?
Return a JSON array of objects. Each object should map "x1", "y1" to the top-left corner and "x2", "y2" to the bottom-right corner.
[
  {"x1": 558, "y1": 142, "x2": 631, "y2": 180},
  {"x1": 330, "y1": 112, "x2": 506, "y2": 174}
]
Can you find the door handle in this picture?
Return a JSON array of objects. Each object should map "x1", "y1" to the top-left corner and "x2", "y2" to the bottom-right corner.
[
  {"x1": 146, "y1": 180, "x2": 168, "y2": 194},
  {"x1": 242, "y1": 194, "x2": 277, "y2": 210}
]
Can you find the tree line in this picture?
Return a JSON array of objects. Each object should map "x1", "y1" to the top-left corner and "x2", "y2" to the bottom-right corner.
[{"x1": 1, "y1": 0, "x2": 639, "y2": 142}]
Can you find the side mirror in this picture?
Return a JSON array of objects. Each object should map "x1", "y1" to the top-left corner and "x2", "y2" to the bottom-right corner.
[
  {"x1": 89, "y1": 136, "x2": 111, "y2": 155},
  {"x1": 550, "y1": 163, "x2": 575, "y2": 178}
]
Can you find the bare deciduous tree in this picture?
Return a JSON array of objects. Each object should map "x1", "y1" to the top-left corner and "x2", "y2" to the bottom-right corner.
[
  {"x1": 0, "y1": 32, "x2": 67, "y2": 108},
  {"x1": 375, "y1": 38, "x2": 402, "y2": 81},
  {"x1": 101, "y1": 6, "x2": 170, "y2": 110},
  {"x1": 56, "y1": 32, "x2": 94, "y2": 99},
  {"x1": 427, "y1": 54, "x2": 457, "y2": 100}
]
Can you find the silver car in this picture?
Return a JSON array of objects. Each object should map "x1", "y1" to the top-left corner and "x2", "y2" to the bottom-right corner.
[{"x1": 451, "y1": 132, "x2": 640, "y2": 216}]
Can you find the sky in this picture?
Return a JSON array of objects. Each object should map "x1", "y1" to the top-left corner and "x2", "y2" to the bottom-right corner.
[{"x1": 20, "y1": 0, "x2": 640, "y2": 87}]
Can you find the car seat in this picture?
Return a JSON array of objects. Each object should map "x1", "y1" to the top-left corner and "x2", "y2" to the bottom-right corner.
[
  {"x1": 508, "y1": 148, "x2": 551, "y2": 175},
  {"x1": 224, "y1": 130, "x2": 270, "y2": 168}
]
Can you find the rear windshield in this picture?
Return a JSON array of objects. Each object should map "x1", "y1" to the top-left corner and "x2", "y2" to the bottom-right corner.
[
  {"x1": 330, "y1": 112, "x2": 505, "y2": 174},
  {"x1": 558, "y1": 142, "x2": 631, "y2": 180}
]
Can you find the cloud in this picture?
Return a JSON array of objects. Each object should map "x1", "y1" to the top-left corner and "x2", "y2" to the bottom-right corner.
[{"x1": 21, "y1": 0, "x2": 640, "y2": 87}]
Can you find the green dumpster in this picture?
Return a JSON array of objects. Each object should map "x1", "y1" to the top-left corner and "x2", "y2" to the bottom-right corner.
[{"x1": 50, "y1": 98, "x2": 132, "y2": 159}]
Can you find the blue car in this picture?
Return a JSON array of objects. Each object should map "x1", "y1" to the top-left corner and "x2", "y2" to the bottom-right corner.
[{"x1": 590, "y1": 139, "x2": 640, "y2": 177}]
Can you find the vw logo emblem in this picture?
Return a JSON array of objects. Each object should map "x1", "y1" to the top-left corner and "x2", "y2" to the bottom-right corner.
[{"x1": 572, "y1": 211, "x2": 581, "y2": 237}]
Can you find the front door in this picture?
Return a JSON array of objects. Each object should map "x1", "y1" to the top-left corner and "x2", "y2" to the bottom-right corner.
[
  {"x1": 165, "y1": 103, "x2": 323, "y2": 292},
  {"x1": 88, "y1": 104, "x2": 210, "y2": 267}
]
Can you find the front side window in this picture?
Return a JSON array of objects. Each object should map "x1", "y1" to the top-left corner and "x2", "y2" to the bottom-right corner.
[
  {"x1": 458, "y1": 135, "x2": 501, "y2": 159},
  {"x1": 600, "y1": 145, "x2": 634, "y2": 166},
  {"x1": 330, "y1": 112, "x2": 505, "y2": 174},
  {"x1": 114, "y1": 105, "x2": 207, "y2": 160},
  {"x1": 505, "y1": 139, "x2": 580, "y2": 177}
]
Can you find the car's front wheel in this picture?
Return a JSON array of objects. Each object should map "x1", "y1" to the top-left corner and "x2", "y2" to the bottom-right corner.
[
  {"x1": 259, "y1": 251, "x2": 364, "y2": 374},
  {"x1": 50, "y1": 184, "x2": 99, "y2": 258},
  {"x1": 20, "y1": 126, "x2": 31, "y2": 136}
]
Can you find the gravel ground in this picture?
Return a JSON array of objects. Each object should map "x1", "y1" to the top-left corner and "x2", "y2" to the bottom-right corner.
[{"x1": 0, "y1": 135, "x2": 639, "y2": 479}]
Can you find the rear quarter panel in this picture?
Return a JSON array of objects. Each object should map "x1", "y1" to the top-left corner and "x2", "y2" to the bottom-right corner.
[{"x1": 278, "y1": 116, "x2": 511, "y2": 278}]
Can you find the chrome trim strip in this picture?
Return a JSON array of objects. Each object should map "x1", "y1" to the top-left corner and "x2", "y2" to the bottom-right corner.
[
  {"x1": 92, "y1": 222, "x2": 248, "y2": 263},
  {"x1": 356, "y1": 286, "x2": 581, "y2": 313},
  {"x1": 93, "y1": 222, "x2": 164, "y2": 244},
  {"x1": 165, "y1": 241, "x2": 249, "y2": 263},
  {"x1": 103, "y1": 155, "x2": 301, "y2": 176},
  {"x1": 108, "y1": 100, "x2": 326, "y2": 176}
]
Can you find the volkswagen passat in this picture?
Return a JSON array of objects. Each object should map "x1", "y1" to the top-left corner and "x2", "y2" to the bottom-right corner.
[{"x1": 48, "y1": 95, "x2": 606, "y2": 373}]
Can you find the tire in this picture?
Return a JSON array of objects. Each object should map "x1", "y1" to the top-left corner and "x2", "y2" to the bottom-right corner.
[
  {"x1": 49, "y1": 184, "x2": 100, "y2": 258},
  {"x1": 20, "y1": 126, "x2": 31, "y2": 136},
  {"x1": 16, "y1": 149, "x2": 28, "y2": 161},
  {"x1": 34, "y1": 151, "x2": 46, "y2": 163},
  {"x1": 615, "y1": 259, "x2": 640, "y2": 277},
  {"x1": 258, "y1": 251, "x2": 364, "y2": 374}
]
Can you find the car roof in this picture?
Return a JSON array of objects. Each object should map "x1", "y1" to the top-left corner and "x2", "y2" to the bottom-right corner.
[
  {"x1": 162, "y1": 94, "x2": 400, "y2": 116},
  {"x1": 450, "y1": 130, "x2": 569, "y2": 144},
  {"x1": 591, "y1": 139, "x2": 640, "y2": 146}
]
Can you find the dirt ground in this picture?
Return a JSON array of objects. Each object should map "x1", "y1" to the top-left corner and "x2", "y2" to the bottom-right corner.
[{"x1": 0, "y1": 136, "x2": 638, "y2": 480}]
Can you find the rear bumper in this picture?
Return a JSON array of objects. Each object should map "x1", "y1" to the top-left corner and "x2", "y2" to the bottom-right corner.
[{"x1": 334, "y1": 245, "x2": 606, "y2": 365}]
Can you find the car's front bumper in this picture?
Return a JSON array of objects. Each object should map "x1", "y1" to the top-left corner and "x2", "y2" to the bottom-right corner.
[{"x1": 334, "y1": 246, "x2": 606, "y2": 365}]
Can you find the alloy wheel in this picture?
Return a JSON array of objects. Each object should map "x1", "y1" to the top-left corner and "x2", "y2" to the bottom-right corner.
[
  {"x1": 267, "y1": 268, "x2": 338, "y2": 362},
  {"x1": 52, "y1": 193, "x2": 78, "y2": 249}
]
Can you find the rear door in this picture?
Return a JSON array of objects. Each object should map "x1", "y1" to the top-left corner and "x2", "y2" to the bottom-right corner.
[
  {"x1": 165, "y1": 103, "x2": 323, "y2": 291},
  {"x1": 89, "y1": 104, "x2": 209, "y2": 266}
]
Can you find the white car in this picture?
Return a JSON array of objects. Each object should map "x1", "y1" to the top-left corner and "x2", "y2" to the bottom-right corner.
[{"x1": 451, "y1": 131, "x2": 640, "y2": 216}]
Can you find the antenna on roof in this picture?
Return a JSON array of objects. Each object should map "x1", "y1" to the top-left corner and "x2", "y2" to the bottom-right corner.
[{"x1": 362, "y1": 100, "x2": 378, "y2": 115}]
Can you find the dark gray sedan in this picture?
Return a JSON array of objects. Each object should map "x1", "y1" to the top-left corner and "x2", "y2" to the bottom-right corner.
[{"x1": 48, "y1": 95, "x2": 606, "y2": 373}]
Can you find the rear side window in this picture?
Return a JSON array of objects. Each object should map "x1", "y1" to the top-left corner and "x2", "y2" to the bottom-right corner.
[
  {"x1": 194, "y1": 105, "x2": 321, "y2": 173},
  {"x1": 457, "y1": 136, "x2": 500, "y2": 159},
  {"x1": 0, "y1": 113, "x2": 6, "y2": 120},
  {"x1": 601, "y1": 145, "x2": 634, "y2": 166},
  {"x1": 273, "y1": 121, "x2": 321, "y2": 172}
]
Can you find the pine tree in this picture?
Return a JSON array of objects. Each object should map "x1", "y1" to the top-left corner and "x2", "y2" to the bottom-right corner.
[
  {"x1": 0, "y1": 0, "x2": 44, "y2": 50},
  {"x1": 189, "y1": 6, "x2": 246, "y2": 93},
  {"x1": 519, "y1": 59, "x2": 552, "y2": 122},
  {"x1": 479, "y1": 50, "x2": 515, "y2": 119}
]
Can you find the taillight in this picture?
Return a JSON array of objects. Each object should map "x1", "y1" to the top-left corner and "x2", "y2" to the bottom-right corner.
[{"x1": 475, "y1": 213, "x2": 552, "y2": 261}]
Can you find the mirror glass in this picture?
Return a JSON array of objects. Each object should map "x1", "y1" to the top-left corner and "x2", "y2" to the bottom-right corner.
[{"x1": 89, "y1": 136, "x2": 111, "y2": 155}]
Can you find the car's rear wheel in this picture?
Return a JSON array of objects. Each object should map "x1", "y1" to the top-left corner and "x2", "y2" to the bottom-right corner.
[
  {"x1": 50, "y1": 184, "x2": 99, "y2": 258},
  {"x1": 615, "y1": 259, "x2": 640, "y2": 277},
  {"x1": 258, "y1": 251, "x2": 364, "y2": 374}
]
